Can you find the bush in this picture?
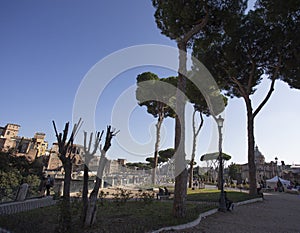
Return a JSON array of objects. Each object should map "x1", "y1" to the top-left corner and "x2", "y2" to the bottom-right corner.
[
  {"x1": 23, "y1": 174, "x2": 41, "y2": 198},
  {"x1": 98, "y1": 190, "x2": 109, "y2": 205},
  {"x1": 135, "y1": 190, "x2": 155, "y2": 204},
  {"x1": 0, "y1": 152, "x2": 44, "y2": 201},
  {"x1": 0, "y1": 170, "x2": 22, "y2": 202},
  {"x1": 112, "y1": 188, "x2": 133, "y2": 203},
  {"x1": 243, "y1": 184, "x2": 250, "y2": 190},
  {"x1": 237, "y1": 184, "x2": 243, "y2": 189}
]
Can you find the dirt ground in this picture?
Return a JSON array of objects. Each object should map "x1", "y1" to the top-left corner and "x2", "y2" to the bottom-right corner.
[
  {"x1": 70, "y1": 186, "x2": 152, "y2": 198},
  {"x1": 161, "y1": 192, "x2": 300, "y2": 233},
  {"x1": 99, "y1": 187, "x2": 155, "y2": 198}
]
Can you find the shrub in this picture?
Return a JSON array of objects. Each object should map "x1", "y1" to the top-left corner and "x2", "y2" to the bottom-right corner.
[
  {"x1": 98, "y1": 190, "x2": 109, "y2": 205},
  {"x1": 135, "y1": 190, "x2": 155, "y2": 204},
  {"x1": 243, "y1": 184, "x2": 250, "y2": 190},
  {"x1": 112, "y1": 188, "x2": 133, "y2": 203}
]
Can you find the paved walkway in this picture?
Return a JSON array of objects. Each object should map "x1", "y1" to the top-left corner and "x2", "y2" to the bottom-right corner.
[{"x1": 162, "y1": 192, "x2": 300, "y2": 233}]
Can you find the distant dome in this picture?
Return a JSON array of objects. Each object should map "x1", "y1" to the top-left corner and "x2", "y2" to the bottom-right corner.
[{"x1": 254, "y1": 145, "x2": 265, "y2": 164}]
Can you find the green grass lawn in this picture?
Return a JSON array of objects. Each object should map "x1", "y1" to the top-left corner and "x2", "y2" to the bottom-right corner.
[
  {"x1": 0, "y1": 188, "x2": 259, "y2": 233},
  {"x1": 186, "y1": 188, "x2": 258, "y2": 202}
]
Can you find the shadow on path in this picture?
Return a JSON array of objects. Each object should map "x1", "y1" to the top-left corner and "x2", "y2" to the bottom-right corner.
[{"x1": 162, "y1": 192, "x2": 300, "y2": 233}]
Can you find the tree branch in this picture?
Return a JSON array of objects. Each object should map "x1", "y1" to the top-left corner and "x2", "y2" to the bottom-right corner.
[
  {"x1": 83, "y1": 131, "x2": 88, "y2": 154},
  {"x1": 230, "y1": 76, "x2": 248, "y2": 100},
  {"x1": 179, "y1": 6, "x2": 209, "y2": 44},
  {"x1": 196, "y1": 111, "x2": 204, "y2": 137},
  {"x1": 91, "y1": 131, "x2": 103, "y2": 155},
  {"x1": 52, "y1": 120, "x2": 61, "y2": 144},
  {"x1": 247, "y1": 57, "x2": 256, "y2": 95},
  {"x1": 253, "y1": 54, "x2": 282, "y2": 118},
  {"x1": 230, "y1": 75, "x2": 254, "y2": 115},
  {"x1": 192, "y1": 108, "x2": 202, "y2": 135},
  {"x1": 65, "y1": 118, "x2": 82, "y2": 150},
  {"x1": 88, "y1": 132, "x2": 93, "y2": 153},
  {"x1": 62, "y1": 122, "x2": 69, "y2": 145},
  {"x1": 102, "y1": 126, "x2": 119, "y2": 152}
]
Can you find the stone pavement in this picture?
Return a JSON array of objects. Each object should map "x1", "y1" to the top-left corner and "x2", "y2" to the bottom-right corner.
[{"x1": 161, "y1": 192, "x2": 300, "y2": 233}]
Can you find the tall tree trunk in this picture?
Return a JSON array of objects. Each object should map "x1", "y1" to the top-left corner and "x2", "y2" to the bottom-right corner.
[
  {"x1": 83, "y1": 126, "x2": 117, "y2": 227},
  {"x1": 217, "y1": 124, "x2": 223, "y2": 192},
  {"x1": 58, "y1": 159, "x2": 72, "y2": 233},
  {"x1": 188, "y1": 159, "x2": 194, "y2": 189},
  {"x1": 173, "y1": 168, "x2": 188, "y2": 217},
  {"x1": 241, "y1": 94, "x2": 257, "y2": 195},
  {"x1": 63, "y1": 159, "x2": 72, "y2": 198},
  {"x1": 81, "y1": 130, "x2": 103, "y2": 225},
  {"x1": 231, "y1": 62, "x2": 277, "y2": 196},
  {"x1": 52, "y1": 119, "x2": 82, "y2": 233},
  {"x1": 84, "y1": 153, "x2": 108, "y2": 226},
  {"x1": 152, "y1": 113, "x2": 163, "y2": 185},
  {"x1": 83, "y1": 163, "x2": 89, "y2": 205},
  {"x1": 173, "y1": 42, "x2": 187, "y2": 218},
  {"x1": 188, "y1": 110, "x2": 203, "y2": 188},
  {"x1": 82, "y1": 162, "x2": 90, "y2": 224},
  {"x1": 188, "y1": 112, "x2": 197, "y2": 189},
  {"x1": 188, "y1": 131, "x2": 197, "y2": 189},
  {"x1": 58, "y1": 198, "x2": 71, "y2": 233},
  {"x1": 247, "y1": 110, "x2": 257, "y2": 195}
]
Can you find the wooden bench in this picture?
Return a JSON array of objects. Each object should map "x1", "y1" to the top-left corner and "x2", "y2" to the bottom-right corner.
[
  {"x1": 156, "y1": 191, "x2": 173, "y2": 200},
  {"x1": 261, "y1": 188, "x2": 274, "y2": 192},
  {"x1": 157, "y1": 194, "x2": 170, "y2": 200}
]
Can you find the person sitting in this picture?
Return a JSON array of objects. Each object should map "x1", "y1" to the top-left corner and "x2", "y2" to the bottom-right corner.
[
  {"x1": 257, "y1": 182, "x2": 262, "y2": 194},
  {"x1": 224, "y1": 191, "x2": 233, "y2": 211},
  {"x1": 157, "y1": 187, "x2": 164, "y2": 199},
  {"x1": 257, "y1": 182, "x2": 264, "y2": 198},
  {"x1": 164, "y1": 186, "x2": 169, "y2": 196}
]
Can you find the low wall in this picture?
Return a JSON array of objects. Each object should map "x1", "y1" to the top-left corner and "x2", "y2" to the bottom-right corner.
[
  {"x1": 0, "y1": 196, "x2": 56, "y2": 215},
  {"x1": 52, "y1": 178, "x2": 96, "y2": 196}
]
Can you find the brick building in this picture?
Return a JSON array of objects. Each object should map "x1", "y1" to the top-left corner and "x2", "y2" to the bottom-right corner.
[
  {"x1": 239, "y1": 146, "x2": 284, "y2": 183},
  {"x1": 0, "y1": 123, "x2": 48, "y2": 161}
]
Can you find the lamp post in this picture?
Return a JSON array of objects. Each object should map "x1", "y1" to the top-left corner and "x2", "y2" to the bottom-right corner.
[
  {"x1": 217, "y1": 115, "x2": 226, "y2": 212},
  {"x1": 275, "y1": 157, "x2": 278, "y2": 176},
  {"x1": 263, "y1": 163, "x2": 266, "y2": 186}
]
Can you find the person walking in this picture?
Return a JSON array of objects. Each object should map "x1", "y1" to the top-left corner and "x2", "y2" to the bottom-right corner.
[{"x1": 45, "y1": 175, "x2": 53, "y2": 196}]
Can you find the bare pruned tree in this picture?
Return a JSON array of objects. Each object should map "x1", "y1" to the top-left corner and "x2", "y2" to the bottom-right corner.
[
  {"x1": 52, "y1": 118, "x2": 82, "y2": 232},
  {"x1": 81, "y1": 130, "x2": 103, "y2": 224},
  {"x1": 84, "y1": 125, "x2": 119, "y2": 227}
]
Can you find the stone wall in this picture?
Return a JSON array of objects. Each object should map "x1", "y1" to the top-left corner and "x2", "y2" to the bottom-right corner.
[
  {"x1": 53, "y1": 178, "x2": 95, "y2": 196},
  {"x1": 0, "y1": 196, "x2": 56, "y2": 215}
]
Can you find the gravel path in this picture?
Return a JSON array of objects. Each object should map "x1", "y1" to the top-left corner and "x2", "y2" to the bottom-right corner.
[{"x1": 162, "y1": 192, "x2": 300, "y2": 233}]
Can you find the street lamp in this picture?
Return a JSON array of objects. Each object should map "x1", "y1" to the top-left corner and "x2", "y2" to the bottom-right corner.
[
  {"x1": 275, "y1": 157, "x2": 278, "y2": 176},
  {"x1": 216, "y1": 115, "x2": 226, "y2": 212}
]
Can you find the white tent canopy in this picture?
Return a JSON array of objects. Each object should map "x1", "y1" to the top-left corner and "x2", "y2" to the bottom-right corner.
[{"x1": 266, "y1": 176, "x2": 290, "y2": 190}]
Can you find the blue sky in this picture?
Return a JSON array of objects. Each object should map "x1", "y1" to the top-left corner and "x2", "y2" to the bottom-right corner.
[{"x1": 1, "y1": 1, "x2": 300, "y2": 166}]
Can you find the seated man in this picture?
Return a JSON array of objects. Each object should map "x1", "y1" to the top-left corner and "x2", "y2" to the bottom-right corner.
[
  {"x1": 164, "y1": 186, "x2": 169, "y2": 196},
  {"x1": 157, "y1": 187, "x2": 164, "y2": 199},
  {"x1": 224, "y1": 191, "x2": 233, "y2": 211},
  {"x1": 257, "y1": 182, "x2": 262, "y2": 195}
]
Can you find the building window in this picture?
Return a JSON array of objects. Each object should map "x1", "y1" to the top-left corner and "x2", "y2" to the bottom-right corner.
[{"x1": 6, "y1": 131, "x2": 10, "y2": 135}]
